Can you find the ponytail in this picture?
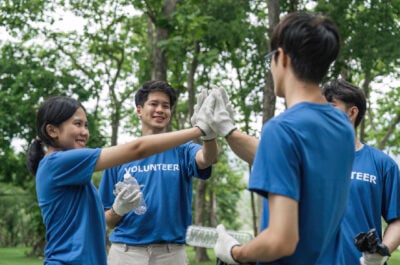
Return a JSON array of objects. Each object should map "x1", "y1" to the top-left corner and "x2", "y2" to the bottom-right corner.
[{"x1": 26, "y1": 138, "x2": 45, "y2": 175}]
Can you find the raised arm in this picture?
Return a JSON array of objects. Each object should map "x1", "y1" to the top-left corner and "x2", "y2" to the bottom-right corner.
[{"x1": 95, "y1": 127, "x2": 204, "y2": 171}]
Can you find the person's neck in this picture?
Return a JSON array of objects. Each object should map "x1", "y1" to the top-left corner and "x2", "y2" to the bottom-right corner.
[
  {"x1": 141, "y1": 127, "x2": 167, "y2": 136},
  {"x1": 284, "y1": 78, "x2": 326, "y2": 108},
  {"x1": 355, "y1": 138, "x2": 364, "y2": 151}
]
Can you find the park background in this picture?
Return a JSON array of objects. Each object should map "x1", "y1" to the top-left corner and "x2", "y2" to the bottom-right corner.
[{"x1": 1, "y1": 0, "x2": 400, "y2": 263}]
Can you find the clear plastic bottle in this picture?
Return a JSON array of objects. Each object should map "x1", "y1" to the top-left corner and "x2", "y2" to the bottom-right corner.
[
  {"x1": 185, "y1": 225, "x2": 253, "y2": 248},
  {"x1": 114, "y1": 173, "x2": 147, "y2": 215}
]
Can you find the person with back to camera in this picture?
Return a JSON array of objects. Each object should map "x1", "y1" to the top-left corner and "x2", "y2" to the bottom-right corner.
[
  {"x1": 98, "y1": 80, "x2": 219, "y2": 265},
  {"x1": 26, "y1": 95, "x2": 213, "y2": 265},
  {"x1": 318, "y1": 79, "x2": 400, "y2": 265},
  {"x1": 192, "y1": 11, "x2": 356, "y2": 265}
]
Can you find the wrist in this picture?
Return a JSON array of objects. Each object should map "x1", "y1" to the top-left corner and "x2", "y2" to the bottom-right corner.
[
  {"x1": 230, "y1": 244, "x2": 241, "y2": 264},
  {"x1": 195, "y1": 126, "x2": 206, "y2": 136},
  {"x1": 225, "y1": 128, "x2": 237, "y2": 139},
  {"x1": 110, "y1": 207, "x2": 122, "y2": 217}
]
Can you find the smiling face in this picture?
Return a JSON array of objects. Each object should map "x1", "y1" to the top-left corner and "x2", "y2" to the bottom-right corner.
[
  {"x1": 47, "y1": 107, "x2": 90, "y2": 151},
  {"x1": 136, "y1": 91, "x2": 171, "y2": 134}
]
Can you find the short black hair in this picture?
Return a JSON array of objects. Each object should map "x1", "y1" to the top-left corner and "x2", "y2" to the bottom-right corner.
[
  {"x1": 322, "y1": 79, "x2": 366, "y2": 128},
  {"x1": 135, "y1": 80, "x2": 177, "y2": 109},
  {"x1": 270, "y1": 12, "x2": 340, "y2": 84}
]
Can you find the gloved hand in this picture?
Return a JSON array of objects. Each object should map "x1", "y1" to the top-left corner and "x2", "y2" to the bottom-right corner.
[
  {"x1": 193, "y1": 90, "x2": 217, "y2": 140},
  {"x1": 217, "y1": 88, "x2": 235, "y2": 121},
  {"x1": 214, "y1": 224, "x2": 240, "y2": 265},
  {"x1": 112, "y1": 185, "x2": 142, "y2": 216},
  {"x1": 360, "y1": 252, "x2": 389, "y2": 265},
  {"x1": 191, "y1": 89, "x2": 207, "y2": 126},
  {"x1": 208, "y1": 89, "x2": 236, "y2": 137}
]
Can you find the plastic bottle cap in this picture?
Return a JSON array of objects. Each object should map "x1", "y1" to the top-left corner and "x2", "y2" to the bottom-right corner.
[{"x1": 123, "y1": 173, "x2": 131, "y2": 180}]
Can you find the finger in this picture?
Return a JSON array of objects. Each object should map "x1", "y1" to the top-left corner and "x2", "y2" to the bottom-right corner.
[
  {"x1": 126, "y1": 190, "x2": 142, "y2": 203},
  {"x1": 217, "y1": 88, "x2": 230, "y2": 106},
  {"x1": 203, "y1": 94, "x2": 217, "y2": 113},
  {"x1": 195, "y1": 89, "x2": 208, "y2": 110},
  {"x1": 216, "y1": 224, "x2": 226, "y2": 233},
  {"x1": 116, "y1": 185, "x2": 129, "y2": 199}
]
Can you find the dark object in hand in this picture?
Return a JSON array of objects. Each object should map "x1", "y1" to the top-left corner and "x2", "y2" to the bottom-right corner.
[{"x1": 354, "y1": 228, "x2": 390, "y2": 257}]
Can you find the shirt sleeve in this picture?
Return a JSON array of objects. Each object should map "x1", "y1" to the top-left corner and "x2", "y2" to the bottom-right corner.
[
  {"x1": 47, "y1": 148, "x2": 101, "y2": 186},
  {"x1": 248, "y1": 120, "x2": 301, "y2": 201},
  {"x1": 382, "y1": 161, "x2": 400, "y2": 222}
]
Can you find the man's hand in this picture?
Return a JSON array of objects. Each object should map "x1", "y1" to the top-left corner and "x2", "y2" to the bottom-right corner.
[
  {"x1": 112, "y1": 185, "x2": 142, "y2": 216},
  {"x1": 208, "y1": 89, "x2": 236, "y2": 137},
  {"x1": 214, "y1": 224, "x2": 240, "y2": 265},
  {"x1": 360, "y1": 252, "x2": 388, "y2": 265},
  {"x1": 191, "y1": 89, "x2": 216, "y2": 140},
  {"x1": 355, "y1": 229, "x2": 390, "y2": 265},
  {"x1": 217, "y1": 88, "x2": 235, "y2": 121}
]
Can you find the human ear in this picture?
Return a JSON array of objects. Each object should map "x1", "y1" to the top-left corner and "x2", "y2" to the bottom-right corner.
[
  {"x1": 277, "y1": 47, "x2": 289, "y2": 67},
  {"x1": 46, "y1": 124, "x2": 59, "y2": 139},
  {"x1": 348, "y1": 106, "x2": 359, "y2": 125},
  {"x1": 136, "y1": 105, "x2": 143, "y2": 117}
]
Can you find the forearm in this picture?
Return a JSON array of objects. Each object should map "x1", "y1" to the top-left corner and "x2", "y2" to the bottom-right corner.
[
  {"x1": 226, "y1": 130, "x2": 259, "y2": 165},
  {"x1": 105, "y1": 208, "x2": 123, "y2": 229},
  {"x1": 383, "y1": 218, "x2": 400, "y2": 253},
  {"x1": 232, "y1": 194, "x2": 298, "y2": 263},
  {"x1": 196, "y1": 140, "x2": 219, "y2": 169},
  {"x1": 96, "y1": 127, "x2": 203, "y2": 171},
  {"x1": 232, "y1": 228, "x2": 297, "y2": 263}
]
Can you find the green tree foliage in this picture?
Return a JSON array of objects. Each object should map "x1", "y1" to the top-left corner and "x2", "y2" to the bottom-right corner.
[
  {"x1": 316, "y1": 1, "x2": 400, "y2": 152},
  {"x1": 2, "y1": 0, "x2": 400, "y2": 259}
]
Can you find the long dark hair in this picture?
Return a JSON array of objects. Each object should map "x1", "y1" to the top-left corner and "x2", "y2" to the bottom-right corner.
[{"x1": 26, "y1": 96, "x2": 86, "y2": 175}]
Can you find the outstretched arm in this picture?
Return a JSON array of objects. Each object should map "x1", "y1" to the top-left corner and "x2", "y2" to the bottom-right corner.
[
  {"x1": 95, "y1": 127, "x2": 204, "y2": 171},
  {"x1": 226, "y1": 130, "x2": 259, "y2": 165}
]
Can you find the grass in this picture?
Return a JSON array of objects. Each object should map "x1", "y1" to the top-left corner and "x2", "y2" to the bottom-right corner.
[
  {"x1": 0, "y1": 246, "x2": 216, "y2": 265},
  {"x1": 0, "y1": 247, "x2": 43, "y2": 265},
  {"x1": 0, "y1": 246, "x2": 399, "y2": 264}
]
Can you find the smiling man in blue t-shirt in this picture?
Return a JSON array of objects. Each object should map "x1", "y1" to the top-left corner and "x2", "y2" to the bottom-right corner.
[{"x1": 98, "y1": 80, "x2": 218, "y2": 265}]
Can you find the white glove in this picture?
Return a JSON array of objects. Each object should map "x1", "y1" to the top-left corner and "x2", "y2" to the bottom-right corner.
[
  {"x1": 191, "y1": 89, "x2": 216, "y2": 141},
  {"x1": 112, "y1": 185, "x2": 142, "y2": 216},
  {"x1": 217, "y1": 88, "x2": 235, "y2": 121},
  {"x1": 360, "y1": 252, "x2": 388, "y2": 265},
  {"x1": 208, "y1": 89, "x2": 236, "y2": 137},
  {"x1": 214, "y1": 224, "x2": 240, "y2": 265},
  {"x1": 191, "y1": 90, "x2": 217, "y2": 140},
  {"x1": 191, "y1": 89, "x2": 207, "y2": 126}
]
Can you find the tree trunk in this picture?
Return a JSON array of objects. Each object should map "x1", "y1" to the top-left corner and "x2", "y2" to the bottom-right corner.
[
  {"x1": 151, "y1": 0, "x2": 177, "y2": 81},
  {"x1": 360, "y1": 70, "x2": 371, "y2": 143},
  {"x1": 186, "y1": 40, "x2": 210, "y2": 262},
  {"x1": 194, "y1": 179, "x2": 210, "y2": 262},
  {"x1": 252, "y1": 0, "x2": 280, "y2": 236}
]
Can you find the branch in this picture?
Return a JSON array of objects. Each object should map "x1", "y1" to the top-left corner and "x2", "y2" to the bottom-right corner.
[{"x1": 378, "y1": 112, "x2": 400, "y2": 150}]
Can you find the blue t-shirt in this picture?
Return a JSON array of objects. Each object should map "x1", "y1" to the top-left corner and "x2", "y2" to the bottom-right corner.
[
  {"x1": 339, "y1": 144, "x2": 400, "y2": 264},
  {"x1": 36, "y1": 148, "x2": 106, "y2": 265},
  {"x1": 248, "y1": 102, "x2": 355, "y2": 265},
  {"x1": 98, "y1": 142, "x2": 211, "y2": 245}
]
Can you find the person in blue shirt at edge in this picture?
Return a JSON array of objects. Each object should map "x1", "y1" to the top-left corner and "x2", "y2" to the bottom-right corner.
[
  {"x1": 26, "y1": 95, "x2": 214, "y2": 265},
  {"x1": 98, "y1": 80, "x2": 219, "y2": 265},
  {"x1": 192, "y1": 11, "x2": 356, "y2": 265},
  {"x1": 318, "y1": 79, "x2": 400, "y2": 265}
]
